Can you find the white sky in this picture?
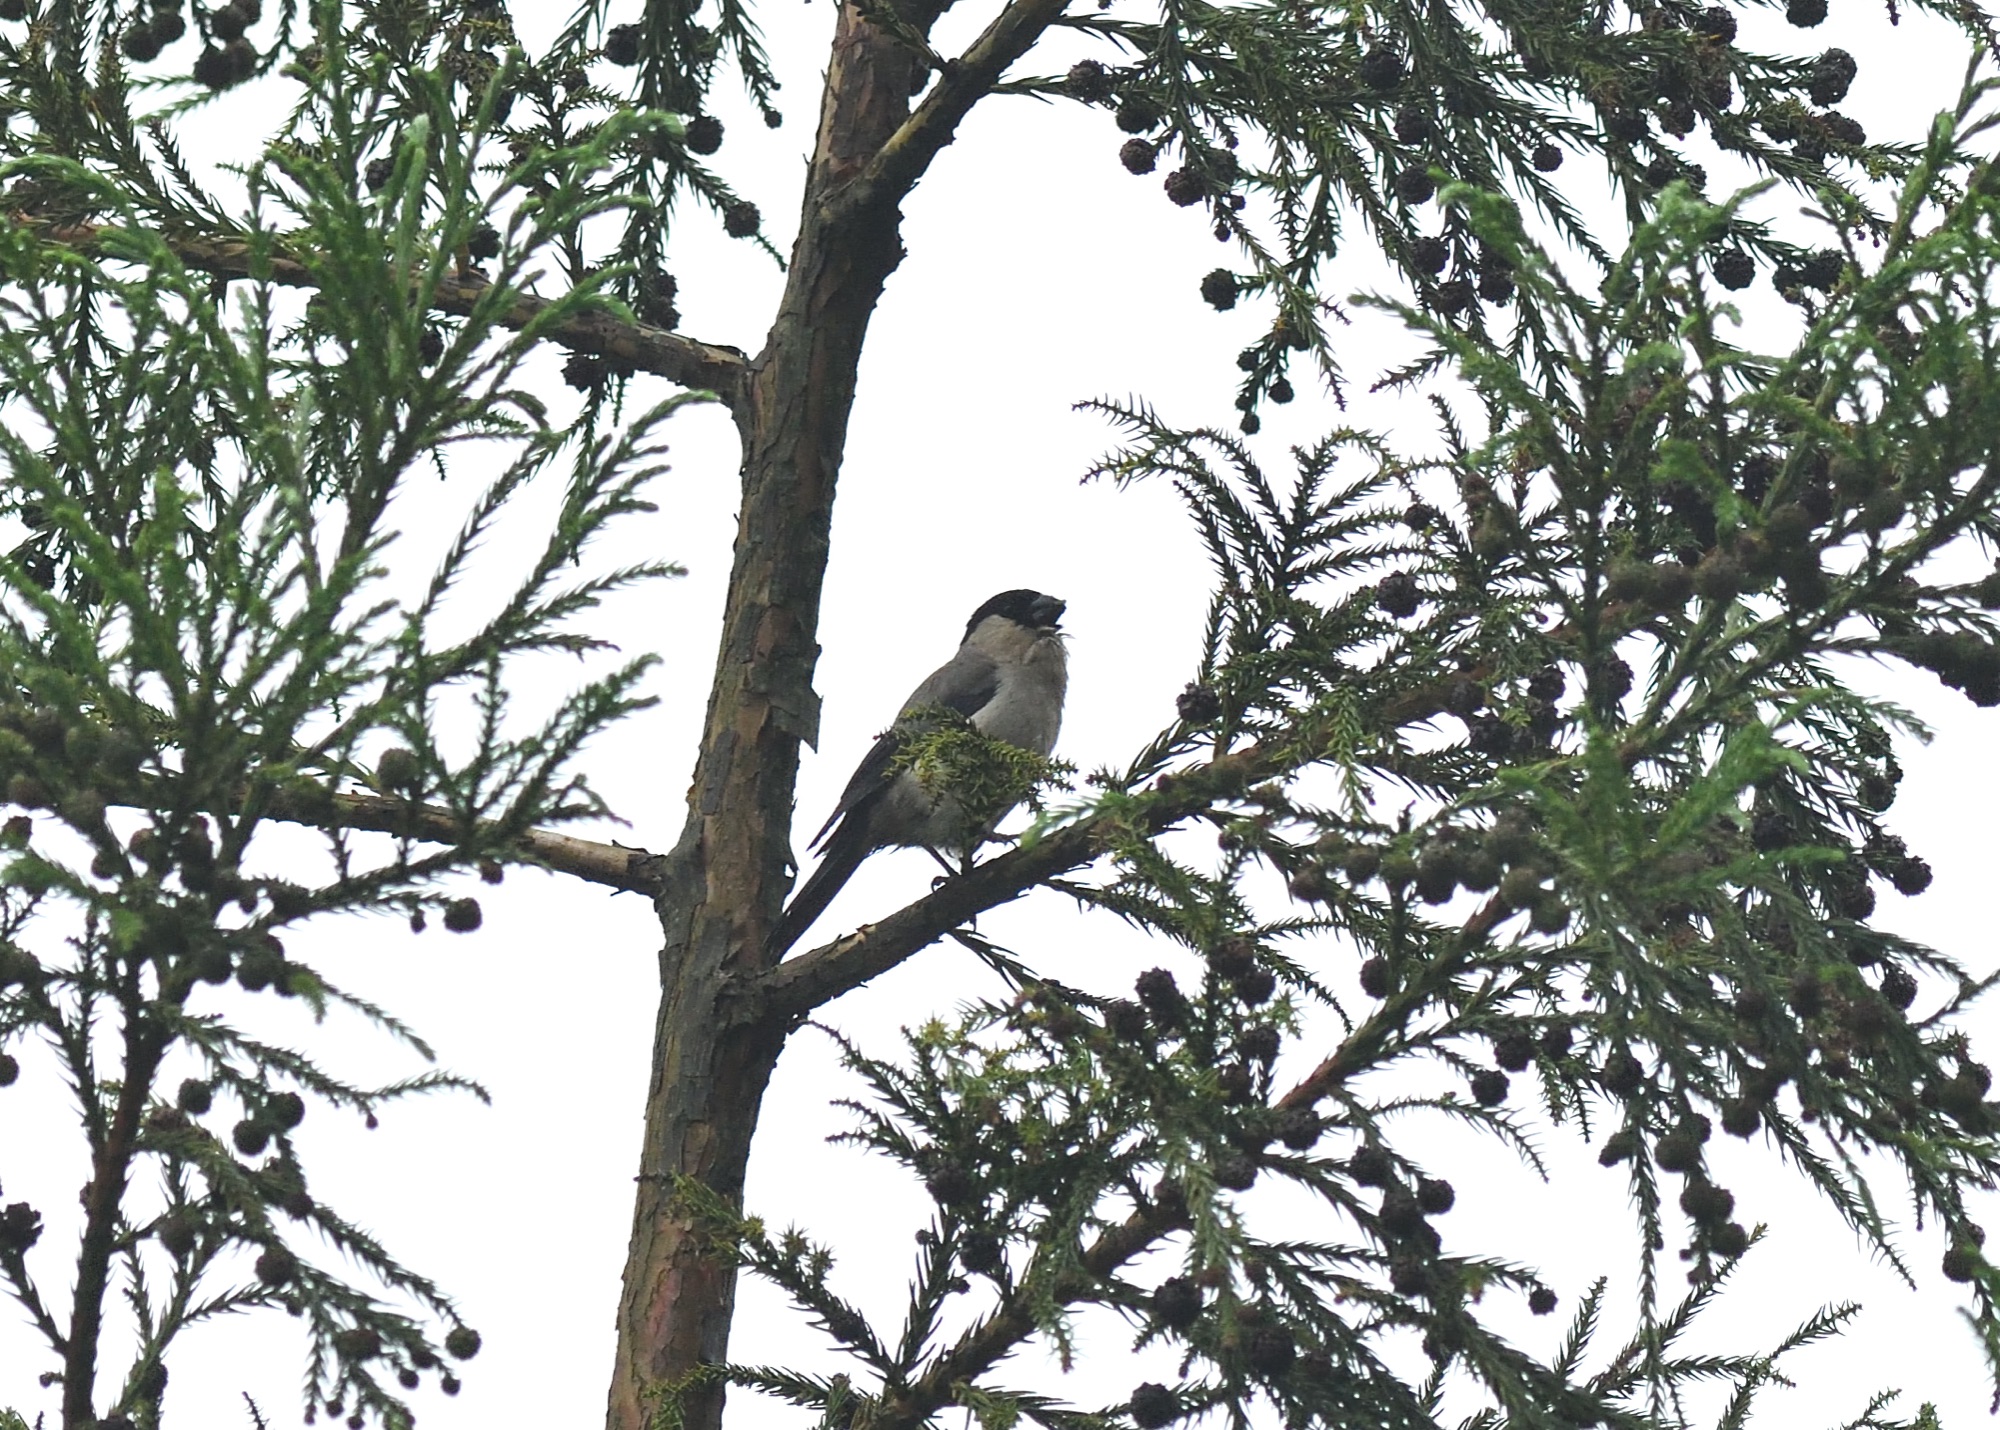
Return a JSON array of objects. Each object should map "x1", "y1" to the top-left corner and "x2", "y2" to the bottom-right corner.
[{"x1": 5, "y1": 4, "x2": 2000, "y2": 1429}]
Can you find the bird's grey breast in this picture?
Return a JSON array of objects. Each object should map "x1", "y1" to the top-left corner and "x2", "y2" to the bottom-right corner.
[{"x1": 970, "y1": 632, "x2": 1067, "y2": 755}]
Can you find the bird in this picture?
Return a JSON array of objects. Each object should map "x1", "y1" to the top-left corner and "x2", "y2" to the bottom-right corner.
[{"x1": 769, "y1": 589, "x2": 1069, "y2": 956}]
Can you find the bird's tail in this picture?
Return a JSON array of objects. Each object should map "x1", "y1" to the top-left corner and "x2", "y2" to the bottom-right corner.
[{"x1": 768, "y1": 817, "x2": 870, "y2": 957}]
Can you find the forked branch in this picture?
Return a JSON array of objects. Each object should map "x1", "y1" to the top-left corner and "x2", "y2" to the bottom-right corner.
[{"x1": 830, "y1": 0, "x2": 1075, "y2": 220}]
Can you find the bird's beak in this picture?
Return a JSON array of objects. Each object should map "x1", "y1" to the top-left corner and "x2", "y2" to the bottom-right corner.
[{"x1": 1030, "y1": 595, "x2": 1066, "y2": 630}]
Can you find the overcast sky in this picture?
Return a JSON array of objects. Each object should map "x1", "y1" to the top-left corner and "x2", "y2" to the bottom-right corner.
[{"x1": 5, "y1": 4, "x2": 2000, "y2": 1429}]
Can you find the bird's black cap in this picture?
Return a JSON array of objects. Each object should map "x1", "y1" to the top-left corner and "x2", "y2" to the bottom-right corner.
[{"x1": 964, "y1": 589, "x2": 1065, "y2": 640}]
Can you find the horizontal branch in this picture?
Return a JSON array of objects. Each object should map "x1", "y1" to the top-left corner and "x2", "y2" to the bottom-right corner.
[
  {"x1": 756, "y1": 640, "x2": 1543, "y2": 1022},
  {"x1": 829, "y1": 0, "x2": 1072, "y2": 220},
  {"x1": 262, "y1": 786, "x2": 663, "y2": 896},
  {"x1": 24, "y1": 217, "x2": 751, "y2": 408},
  {"x1": 754, "y1": 745, "x2": 1270, "y2": 1023},
  {"x1": 754, "y1": 821, "x2": 1101, "y2": 1020},
  {"x1": 755, "y1": 661, "x2": 1516, "y2": 1023}
]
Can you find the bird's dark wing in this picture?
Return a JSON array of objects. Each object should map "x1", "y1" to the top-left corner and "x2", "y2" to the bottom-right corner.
[
  {"x1": 808, "y1": 727, "x2": 903, "y2": 850},
  {"x1": 806, "y1": 647, "x2": 1001, "y2": 851},
  {"x1": 906, "y1": 646, "x2": 1001, "y2": 719}
]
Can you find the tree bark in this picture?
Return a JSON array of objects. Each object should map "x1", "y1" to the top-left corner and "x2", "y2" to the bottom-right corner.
[{"x1": 604, "y1": 8, "x2": 926, "y2": 1429}]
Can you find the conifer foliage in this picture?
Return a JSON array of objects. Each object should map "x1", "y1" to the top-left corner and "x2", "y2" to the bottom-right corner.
[
  {"x1": 709, "y1": 125, "x2": 2000, "y2": 1429},
  {"x1": 0, "y1": 18, "x2": 686, "y2": 1425},
  {"x1": 3, "y1": 0, "x2": 2000, "y2": 1429}
]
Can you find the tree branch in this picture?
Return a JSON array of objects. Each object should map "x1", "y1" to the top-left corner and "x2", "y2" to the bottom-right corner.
[
  {"x1": 260, "y1": 787, "x2": 664, "y2": 896},
  {"x1": 0, "y1": 1246, "x2": 66, "y2": 1358},
  {"x1": 1275, "y1": 895, "x2": 1509, "y2": 1112},
  {"x1": 828, "y1": 0, "x2": 1073, "y2": 220},
  {"x1": 753, "y1": 746, "x2": 1270, "y2": 1023},
  {"x1": 23, "y1": 217, "x2": 751, "y2": 409},
  {"x1": 755, "y1": 665, "x2": 1512, "y2": 1023},
  {"x1": 752, "y1": 821, "x2": 1102, "y2": 1021},
  {"x1": 881, "y1": 1205, "x2": 1169, "y2": 1429},
  {"x1": 64, "y1": 1023, "x2": 164, "y2": 1426}
]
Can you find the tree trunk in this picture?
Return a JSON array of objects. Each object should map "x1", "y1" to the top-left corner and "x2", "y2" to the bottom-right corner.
[{"x1": 605, "y1": 9, "x2": 923, "y2": 1430}]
